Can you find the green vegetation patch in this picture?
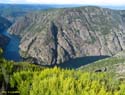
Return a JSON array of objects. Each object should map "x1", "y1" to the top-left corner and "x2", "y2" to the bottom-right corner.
[
  {"x1": 0, "y1": 48, "x2": 125, "y2": 95},
  {"x1": 9, "y1": 67, "x2": 125, "y2": 95},
  {"x1": 80, "y1": 57, "x2": 125, "y2": 72}
]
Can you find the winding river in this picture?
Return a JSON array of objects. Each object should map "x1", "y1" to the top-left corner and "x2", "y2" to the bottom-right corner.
[{"x1": 0, "y1": 31, "x2": 22, "y2": 61}]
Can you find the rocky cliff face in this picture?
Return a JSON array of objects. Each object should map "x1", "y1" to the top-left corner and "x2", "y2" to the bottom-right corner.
[
  {"x1": 9, "y1": 6, "x2": 125, "y2": 65},
  {"x1": 0, "y1": 16, "x2": 11, "y2": 32},
  {"x1": 0, "y1": 16, "x2": 11, "y2": 48}
]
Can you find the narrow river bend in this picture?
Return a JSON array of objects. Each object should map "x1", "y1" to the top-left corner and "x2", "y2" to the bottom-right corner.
[{"x1": 0, "y1": 31, "x2": 22, "y2": 61}]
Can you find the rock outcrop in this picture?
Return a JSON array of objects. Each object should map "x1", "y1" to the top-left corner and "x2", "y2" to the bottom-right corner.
[{"x1": 8, "y1": 6, "x2": 125, "y2": 65}]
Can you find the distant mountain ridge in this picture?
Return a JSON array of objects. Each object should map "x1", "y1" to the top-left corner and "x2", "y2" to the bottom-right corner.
[
  {"x1": 0, "y1": 4, "x2": 84, "y2": 23},
  {"x1": 1, "y1": 4, "x2": 125, "y2": 22},
  {"x1": 1, "y1": 4, "x2": 125, "y2": 10}
]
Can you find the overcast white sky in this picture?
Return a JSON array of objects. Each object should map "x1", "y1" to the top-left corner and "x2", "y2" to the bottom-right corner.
[{"x1": 0, "y1": 0, "x2": 125, "y2": 6}]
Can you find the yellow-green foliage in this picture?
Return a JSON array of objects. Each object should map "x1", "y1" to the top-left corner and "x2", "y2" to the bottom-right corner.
[
  {"x1": 0, "y1": 48, "x2": 3, "y2": 57},
  {"x1": 0, "y1": 57, "x2": 44, "y2": 88},
  {"x1": 10, "y1": 67, "x2": 125, "y2": 95},
  {"x1": 0, "y1": 48, "x2": 3, "y2": 53},
  {"x1": 0, "y1": 51, "x2": 125, "y2": 95}
]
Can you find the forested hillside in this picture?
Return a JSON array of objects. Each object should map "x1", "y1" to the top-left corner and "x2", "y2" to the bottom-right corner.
[{"x1": 0, "y1": 48, "x2": 125, "y2": 95}]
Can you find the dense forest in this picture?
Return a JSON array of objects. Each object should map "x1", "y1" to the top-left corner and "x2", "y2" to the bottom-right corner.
[{"x1": 0, "y1": 48, "x2": 125, "y2": 95}]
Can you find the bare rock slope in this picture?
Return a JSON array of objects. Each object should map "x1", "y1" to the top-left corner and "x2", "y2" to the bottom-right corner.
[{"x1": 9, "y1": 6, "x2": 125, "y2": 65}]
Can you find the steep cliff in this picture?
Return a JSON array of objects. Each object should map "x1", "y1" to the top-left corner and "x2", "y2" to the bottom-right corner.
[
  {"x1": 0, "y1": 16, "x2": 11, "y2": 32},
  {"x1": 0, "y1": 16, "x2": 11, "y2": 48},
  {"x1": 9, "y1": 6, "x2": 125, "y2": 65}
]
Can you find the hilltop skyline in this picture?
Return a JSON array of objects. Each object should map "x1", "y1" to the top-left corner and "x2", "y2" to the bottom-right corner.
[{"x1": 0, "y1": 0, "x2": 125, "y2": 6}]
